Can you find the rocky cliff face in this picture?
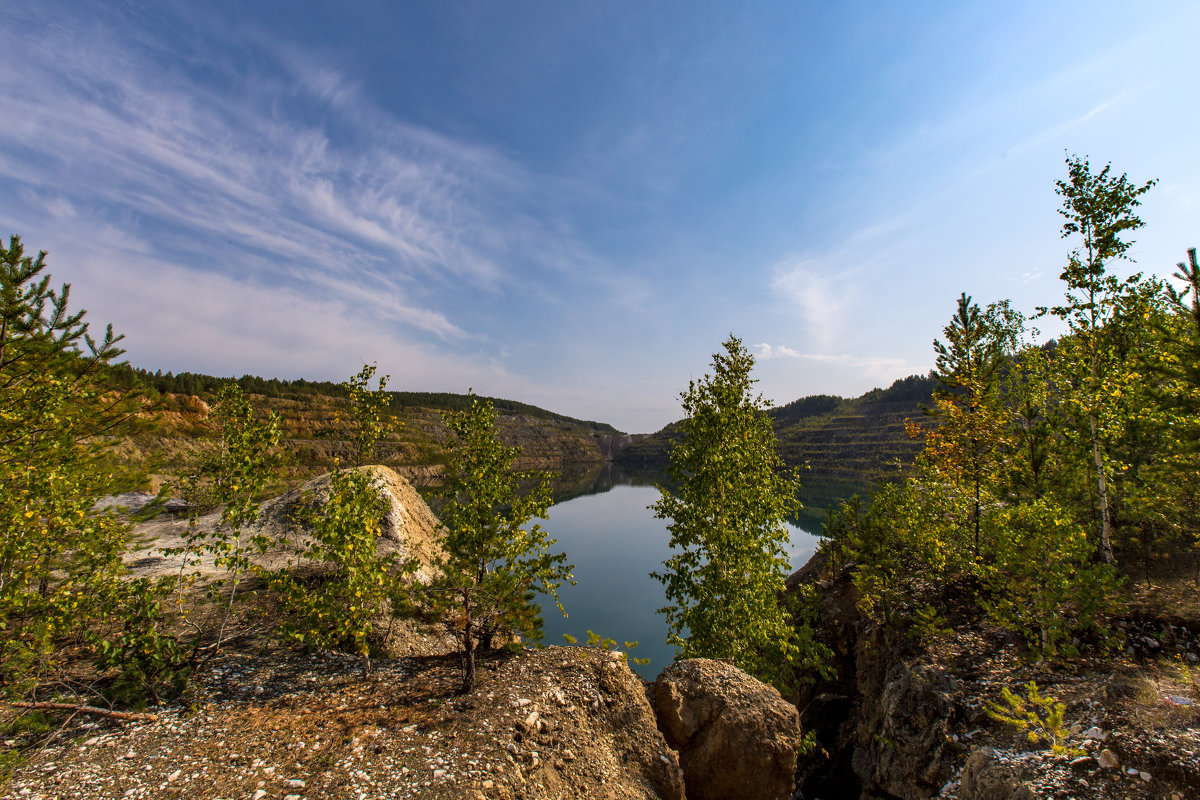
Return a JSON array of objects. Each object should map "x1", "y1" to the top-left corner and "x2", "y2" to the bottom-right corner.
[
  {"x1": 3, "y1": 645, "x2": 815, "y2": 800},
  {"x1": 789, "y1": 553, "x2": 1200, "y2": 800},
  {"x1": 117, "y1": 393, "x2": 626, "y2": 494},
  {"x1": 789, "y1": 560, "x2": 959, "y2": 800},
  {"x1": 593, "y1": 433, "x2": 650, "y2": 461}
]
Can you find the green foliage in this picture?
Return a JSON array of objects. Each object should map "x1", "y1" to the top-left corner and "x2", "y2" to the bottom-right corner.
[
  {"x1": 92, "y1": 578, "x2": 191, "y2": 706},
  {"x1": 834, "y1": 256, "x2": 1127, "y2": 659},
  {"x1": 980, "y1": 499, "x2": 1119, "y2": 658},
  {"x1": 171, "y1": 382, "x2": 282, "y2": 653},
  {"x1": 827, "y1": 468, "x2": 969, "y2": 625},
  {"x1": 652, "y1": 335, "x2": 827, "y2": 688},
  {"x1": 1040, "y1": 154, "x2": 1157, "y2": 565},
  {"x1": 267, "y1": 365, "x2": 414, "y2": 676},
  {"x1": 1131, "y1": 247, "x2": 1200, "y2": 567},
  {"x1": 343, "y1": 363, "x2": 394, "y2": 466},
  {"x1": 925, "y1": 294, "x2": 1023, "y2": 560},
  {"x1": 563, "y1": 630, "x2": 650, "y2": 666},
  {"x1": 421, "y1": 391, "x2": 574, "y2": 693},
  {"x1": 0, "y1": 235, "x2": 162, "y2": 698},
  {"x1": 985, "y1": 681, "x2": 1085, "y2": 756},
  {"x1": 909, "y1": 604, "x2": 952, "y2": 647}
]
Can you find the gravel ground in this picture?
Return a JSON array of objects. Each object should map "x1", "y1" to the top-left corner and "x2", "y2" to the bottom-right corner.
[
  {"x1": 2, "y1": 643, "x2": 681, "y2": 800},
  {"x1": 931, "y1": 620, "x2": 1200, "y2": 800}
]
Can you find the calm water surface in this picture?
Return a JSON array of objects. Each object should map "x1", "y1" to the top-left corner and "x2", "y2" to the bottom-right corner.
[{"x1": 537, "y1": 479, "x2": 847, "y2": 678}]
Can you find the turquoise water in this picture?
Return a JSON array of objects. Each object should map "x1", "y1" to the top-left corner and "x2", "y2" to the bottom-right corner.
[{"x1": 537, "y1": 483, "x2": 824, "y2": 679}]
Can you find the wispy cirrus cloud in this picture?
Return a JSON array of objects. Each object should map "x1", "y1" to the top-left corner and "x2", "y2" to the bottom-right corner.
[
  {"x1": 753, "y1": 344, "x2": 916, "y2": 382},
  {"x1": 0, "y1": 7, "x2": 559, "y2": 349}
]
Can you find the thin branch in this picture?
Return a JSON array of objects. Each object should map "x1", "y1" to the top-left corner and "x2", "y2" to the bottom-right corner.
[{"x1": 13, "y1": 701, "x2": 159, "y2": 721}]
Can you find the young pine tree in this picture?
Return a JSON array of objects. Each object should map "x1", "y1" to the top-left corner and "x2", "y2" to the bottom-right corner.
[
  {"x1": 0, "y1": 235, "x2": 175, "y2": 699},
  {"x1": 422, "y1": 392, "x2": 573, "y2": 694},
  {"x1": 927, "y1": 295, "x2": 1021, "y2": 560}
]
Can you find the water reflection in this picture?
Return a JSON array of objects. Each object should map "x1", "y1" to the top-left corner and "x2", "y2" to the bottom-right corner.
[{"x1": 535, "y1": 464, "x2": 870, "y2": 678}]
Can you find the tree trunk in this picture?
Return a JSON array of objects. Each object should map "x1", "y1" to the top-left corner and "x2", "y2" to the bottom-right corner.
[
  {"x1": 461, "y1": 626, "x2": 476, "y2": 694},
  {"x1": 1089, "y1": 413, "x2": 1114, "y2": 564},
  {"x1": 460, "y1": 588, "x2": 476, "y2": 694}
]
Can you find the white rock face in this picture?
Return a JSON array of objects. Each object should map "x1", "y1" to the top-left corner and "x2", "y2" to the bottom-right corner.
[{"x1": 125, "y1": 465, "x2": 444, "y2": 580}]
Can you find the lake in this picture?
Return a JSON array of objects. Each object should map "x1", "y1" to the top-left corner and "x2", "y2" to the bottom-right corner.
[{"x1": 535, "y1": 469, "x2": 869, "y2": 678}]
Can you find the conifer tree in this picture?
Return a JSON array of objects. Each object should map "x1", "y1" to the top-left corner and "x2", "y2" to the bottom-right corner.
[
  {"x1": 928, "y1": 295, "x2": 1021, "y2": 559},
  {"x1": 0, "y1": 235, "x2": 165, "y2": 696},
  {"x1": 423, "y1": 392, "x2": 573, "y2": 693}
]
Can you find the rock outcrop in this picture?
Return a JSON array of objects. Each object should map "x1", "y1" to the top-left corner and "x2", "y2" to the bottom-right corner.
[
  {"x1": 852, "y1": 662, "x2": 958, "y2": 798},
  {"x1": 125, "y1": 466, "x2": 457, "y2": 658},
  {"x1": 654, "y1": 659, "x2": 803, "y2": 800},
  {"x1": 593, "y1": 433, "x2": 650, "y2": 460},
  {"x1": 958, "y1": 748, "x2": 1036, "y2": 800},
  {"x1": 126, "y1": 465, "x2": 443, "y2": 580},
  {"x1": 789, "y1": 561, "x2": 958, "y2": 799},
  {"x1": 4, "y1": 645, "x2": 687, "y2": 800}
]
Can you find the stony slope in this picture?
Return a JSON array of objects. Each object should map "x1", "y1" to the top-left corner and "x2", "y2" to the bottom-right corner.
[
  {"x1": 4, "y1": 471, "x2": 807, "y2": 800},
  {"x1": 788, "y1": 553, "x2": 1200, "y2": 799},
  {"x1": 614, "y1": 374, "x2": 936, "y2": 480},
  {"x1": 116, "y1": 389, "x2": 625, "y2": 497}
]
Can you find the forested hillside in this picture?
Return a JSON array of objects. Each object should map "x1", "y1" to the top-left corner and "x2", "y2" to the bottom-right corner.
[
  {"x1": 615, "y1": 373, "x2": 937, "y2": 479},
  {"x1": 111, "y1": 369, "x2": 622, "y2": 494}
]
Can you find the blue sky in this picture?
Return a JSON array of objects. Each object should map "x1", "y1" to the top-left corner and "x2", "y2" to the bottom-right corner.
[{"x1": 3, "y1": 1, "x2": 1198, "y2": 432}]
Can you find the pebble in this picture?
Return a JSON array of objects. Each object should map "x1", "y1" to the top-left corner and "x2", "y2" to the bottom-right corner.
[{"x1": 1097, "y1": 749, "x2": 1120, "y2": 769}]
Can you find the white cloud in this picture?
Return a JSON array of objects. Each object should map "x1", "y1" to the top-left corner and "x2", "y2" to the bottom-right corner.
[
  {"x1": 754, "y1": 344, "x2": 915, "y2": 382},
  {"x1": 0, "y1": 12, "x2": 540, "y2": 349},
  {"x1": 769, "y1": 258, "x2": 854, "y2": 350},
  {"x1": 753, "y1": 343, "x2": 801, "y2": 360}
]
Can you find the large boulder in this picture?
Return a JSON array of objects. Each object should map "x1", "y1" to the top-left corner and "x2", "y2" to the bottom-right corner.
[
  {"x1": 654, "y1": 659, "x2": 802, "y2": 800},
  {"x1": 501, "y1": 647, "x2": 686, "y2": 800}
]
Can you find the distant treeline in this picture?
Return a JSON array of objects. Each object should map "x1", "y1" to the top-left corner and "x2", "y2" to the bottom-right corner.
[
  {"x1": 769, "y1": 373, "x2": 937, "y2": 426},
  {"x1": 109, "y1": 365, "x2": 621, "y2": 435},
  {"x1": 615, "y1": 372, "x2": 939, "y2": 477}
]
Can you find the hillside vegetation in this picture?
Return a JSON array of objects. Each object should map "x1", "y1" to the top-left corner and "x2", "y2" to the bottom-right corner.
[
  {"x1": 111, "y1": 368, "x2": 623, "y2": 494},
  {"x1": 615, "y1": 373, "x2": 936, "y2": 480}
]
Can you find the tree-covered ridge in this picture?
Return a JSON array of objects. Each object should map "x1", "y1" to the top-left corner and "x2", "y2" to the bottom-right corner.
[
  {"x1": 616, "y1": 373, "x2": 938, "y2": 478},
  {"x1": 111, "y1": 366, "x2": 620, "y2": 436}
]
